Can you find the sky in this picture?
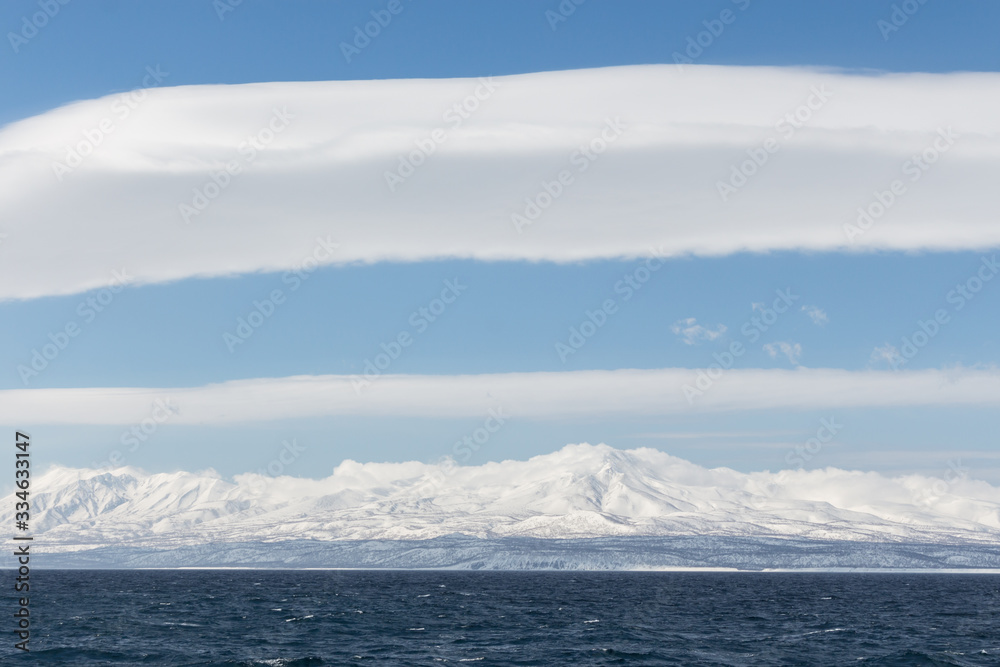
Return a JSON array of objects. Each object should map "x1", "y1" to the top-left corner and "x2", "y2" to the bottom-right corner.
[{"x1": 1, "y1": 0, "x2": 998, "y2": 483}]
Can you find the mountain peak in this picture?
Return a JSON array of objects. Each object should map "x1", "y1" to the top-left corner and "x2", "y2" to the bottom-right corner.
[{"x1": 11, "y1": 446, "x2": 1000, "y2": 553}]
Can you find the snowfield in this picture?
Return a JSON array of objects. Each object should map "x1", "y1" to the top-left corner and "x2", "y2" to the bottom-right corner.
[{"x1": 15, "y1": 444, "x2": 1000, "y2": 569}]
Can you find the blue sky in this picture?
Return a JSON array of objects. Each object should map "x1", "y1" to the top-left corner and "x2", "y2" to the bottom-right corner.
[
  {"x1": 1, "y1": 1, "x2": 998, "y2": 481},
  {"x1": 2, "y1": 252, "x2": 998, "y2": 387},
  {"x1": 3, "y1": 0, "x2": 1000, "y2": 127}
]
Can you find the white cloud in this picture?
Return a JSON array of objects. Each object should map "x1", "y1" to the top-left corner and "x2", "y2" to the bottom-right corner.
[
  {"x1": 670, "y1": 318, "x2": 727, "y2": 345},
  {"x1": 763, "y1": 341, "x2": 803, "y2": 365},
  {"x1": 871, "y1": 343, "x2": 903, "y2": 367},
  {"x1": 802, "y1": 305, "x2": 828, "y2": 325},
  {"x1": 1, "y1": 367, "x2": 999, "y2": 425},
  {"x1": 1, "y1": 65, "x2": 1000, "y2": 300},
  {"x1": 626, "y1": 430, "x2": 800, "y2": 440}
]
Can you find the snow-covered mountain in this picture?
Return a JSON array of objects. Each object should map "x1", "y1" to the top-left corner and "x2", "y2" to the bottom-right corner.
[{"x1": 13, "y1": 444, "x2": 1000, "y2": 569}]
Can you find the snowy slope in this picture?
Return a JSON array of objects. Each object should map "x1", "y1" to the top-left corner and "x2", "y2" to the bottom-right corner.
[{"x1": 13, "y1": 444, "x2": 1000, "y2": 565}]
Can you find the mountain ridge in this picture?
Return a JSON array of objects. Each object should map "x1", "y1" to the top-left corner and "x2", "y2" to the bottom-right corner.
[{"x1": 13, "y1": 444, "x2": 1000, "y2": 565}]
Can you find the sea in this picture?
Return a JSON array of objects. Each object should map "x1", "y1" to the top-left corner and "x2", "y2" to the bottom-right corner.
[{"x1": 4, "y1": 570, "x2": 999, "y2": 665}]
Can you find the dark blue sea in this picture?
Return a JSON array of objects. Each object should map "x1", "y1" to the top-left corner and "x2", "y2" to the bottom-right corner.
[{"x1": 5, "y1": 570, "x2": 1000, "y2": 665}]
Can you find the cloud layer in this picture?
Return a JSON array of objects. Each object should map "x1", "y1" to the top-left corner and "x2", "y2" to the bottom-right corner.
[
  {"x1": 1, "y1": 65, "x2": 999, "y2": 300},
  {"x1": 1, "y1": 367, "x2": 998, "y2": 425}
]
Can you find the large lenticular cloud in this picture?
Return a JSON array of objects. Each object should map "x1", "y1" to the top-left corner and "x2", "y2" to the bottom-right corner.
[
  {"x1": 1, "y1": 65, "x2": 999, "y2": 301},
  {"x1": 1, "y1": 367, "x2": 999, "y2": 424}
]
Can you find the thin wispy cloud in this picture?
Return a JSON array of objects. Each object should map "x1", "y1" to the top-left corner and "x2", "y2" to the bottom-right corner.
[
  {"x1": 802, "y1": 305, "x2": 828, "y2": 325},
  {"x1": 670, "y1": 318, "x2": 727, "y2": 345},
  {"x1": 871, "y1": 343, "x2": 902, "y2": 367},
  {"x1": 763, "y1": 341, "x2": 803, "y2": 365},
  {"x1": 624, "y1": 430, "x2": 801, "y2": 440},
  {"x1": 2, "y1": 368, "x2": 999, "y2": 425}
]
